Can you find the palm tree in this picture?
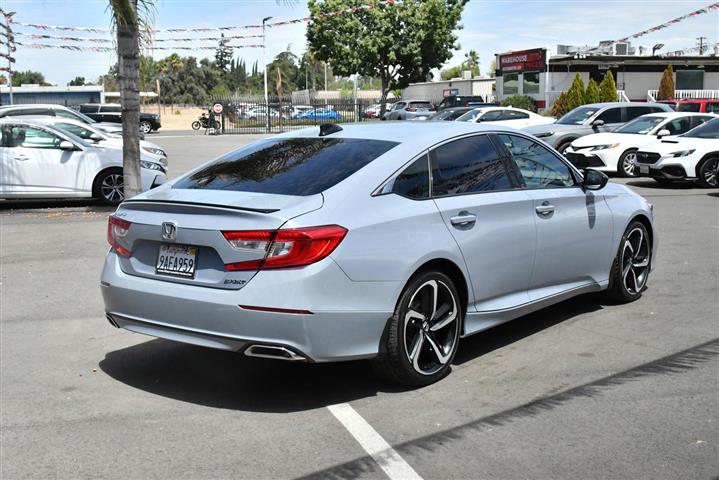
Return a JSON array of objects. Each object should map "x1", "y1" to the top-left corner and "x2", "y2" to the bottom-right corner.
[
  {"x1": 108, "y1": 0, "x2": 153, "y2": 199},
  {"x1": 463, "y1": 50, "x2": 480, "y2": 76}
]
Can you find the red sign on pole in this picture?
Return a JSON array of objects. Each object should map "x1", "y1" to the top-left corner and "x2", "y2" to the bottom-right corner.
[
  {"x1": 498, "y1": 49, "x2": 546, "y2": 73},
  {"x1": 213, "y1": 103, "x2": 223, "y2": 114}
]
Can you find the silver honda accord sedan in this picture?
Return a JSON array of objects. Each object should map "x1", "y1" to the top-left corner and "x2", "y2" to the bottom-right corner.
[{"x1": 101, "y1": 121, "x2": 657, "y2": 386}]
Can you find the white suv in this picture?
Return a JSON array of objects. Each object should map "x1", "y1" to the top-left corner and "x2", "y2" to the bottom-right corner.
[{"x1": 635, "y1": 118, "x2": 719, "y2": 187}]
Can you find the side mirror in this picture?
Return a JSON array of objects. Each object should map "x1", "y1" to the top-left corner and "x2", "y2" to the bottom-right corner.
[
  {"x1": 656, "y1": 129, "x2": 671, "y2": 138},
  {"x1": 89, "y1": 133, "x2": 103, "y2": 142},
  {"x1": 582, "y1": 168, "x2": 608, "y2": 191},
  {"x1": 592, "y1": 119, "x2": 605, "y2": 128},
  {"x1": 59, "y1": 140, "x2": 77, "y2": 151}
]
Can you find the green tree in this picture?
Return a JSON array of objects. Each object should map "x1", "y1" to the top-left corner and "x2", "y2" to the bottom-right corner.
[
  {"x1": 657, "y1": 64, "x2": 675, "y2": 101},
  {"x1": 550, "y1": 91, "x2": 568, "y2": 117},
  {"x1": 599, "y1": 70, "x2": 618, "y2": 103},
  {"x1": 11, "y1": 70, "x2": 49, "y2": 86},
  {"x1": 464, "y1": 49, "x2": 480, "y2": 76},
  {"x1": 440, "y1": 65, "x2": 463, "y2": 81},
  {"x1": 267, "y1": 50, "x2": 300, "y2": 96},
  {"x1": 307, "y1": 0, "x2": 468, "y2": 115},
  {"x1": 68, "y1": 76, "x2": 86, "y2": 86},
  {"x1": 215, "y1": 33, "x2": 232, "y2": 73},
  {"x1": 500, "y1": 95, "x2": 537, "y2": 112},
  {"x1": 585, "y1": 78, "x2": 600, "y2": 104},
  {"x1": 566, "y1": 73, "x2": 586, "y2": 111}
]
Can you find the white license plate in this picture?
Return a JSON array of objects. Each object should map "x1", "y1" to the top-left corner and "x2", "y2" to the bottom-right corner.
[
  {"x1": 156, "y1": 244, "x2": 198, "y2": 278},
  {"x1": 639, "y1": 165, "x2": 649, "y2": 174}
]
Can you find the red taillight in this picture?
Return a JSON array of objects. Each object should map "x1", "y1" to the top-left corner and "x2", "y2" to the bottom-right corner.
[
  {"x1": 223, "y1": 225, "x2": 347, "y2": 271},
  {"x1": 107, "y1": 215, "x2": 132, "y2": 257}
]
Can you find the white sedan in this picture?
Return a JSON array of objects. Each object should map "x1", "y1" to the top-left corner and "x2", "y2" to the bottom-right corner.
[
  {"x1": 16, "y1": 115, "x2": 168, "y2": 166},
  {"x1": 634, "y1": 117, "x2": 719, "y2": 188},
  {"x1": 564, "y1": 112, "x2": 716, "y2": 177},
  {"x1": 455, "y1": 106, "x2": 555, "y2": 128},
  {"x1": 0, "y1": 119, "x2": 167, "y2": 205}
]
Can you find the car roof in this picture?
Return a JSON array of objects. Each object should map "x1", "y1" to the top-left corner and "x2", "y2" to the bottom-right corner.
[
  {"x1": 676, "y1": 99, "x2": 714, "y2": 103},
  {"x1": 2, "y1": 115, "x2": 90, "y2": 126},
  {"x1": 275, "y1": 121, "x2": 522, "y2": 144},
  {"x1": 0, "y1": 103, "x2": 73, "y2": 110},
  {"x1": 579, "y1": 102, "x2": 671, "y2": 109}
]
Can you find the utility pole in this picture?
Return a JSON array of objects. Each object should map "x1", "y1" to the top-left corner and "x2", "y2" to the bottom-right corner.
[
  {"x1": 697, "y1": 36, "x2": 707, "y2": 55},
  {"x1": 262, "y1": 16, "x2": 272, "y2": 133}
]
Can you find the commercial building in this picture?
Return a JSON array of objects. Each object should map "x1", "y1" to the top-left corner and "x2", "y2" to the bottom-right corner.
[
  {"x1": 495, "y1": 43, "x2": 719, "y2": 110},
  {"x1": 0, "y1": 85, "x2": 105, "y2": 106},
  {"x1": 401, "y1": 75, "x2": 496, "y2": 103}
]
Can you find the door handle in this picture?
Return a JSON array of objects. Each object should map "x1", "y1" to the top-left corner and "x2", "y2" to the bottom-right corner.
[
  {"x1": 450, "y1": 211, "x2": 477, "y2": 227},
  {"x1": 535, "y1": 202, "x2": 555, "y2": 216},
  {"x1": 14, "y1": 155, "x2": 30, "y2": 161}
]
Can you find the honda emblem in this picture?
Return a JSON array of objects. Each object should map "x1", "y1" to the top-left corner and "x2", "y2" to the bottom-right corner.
[{"x1": 161, "y1": 221, "x2": 177, "y2": 241}]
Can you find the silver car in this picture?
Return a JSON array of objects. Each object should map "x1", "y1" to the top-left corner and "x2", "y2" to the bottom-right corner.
[
  {"x1": 101, "y1": 122, "x2": 657, "y2": 386},
  {"x1": 383, "y1": 100, "x2": 436, "y2": 120}
]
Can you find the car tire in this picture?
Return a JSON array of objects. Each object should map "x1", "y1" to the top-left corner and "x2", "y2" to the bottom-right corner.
[
  {"x1": 606, "y1": 220, "x2": 651, "y2": 303},
  {"x1": 556, "y1": 141, "x2": 572, "y2": 154},
  {"x1": 617, "y1": 149, "x2": 639, "y2": 177},
  {"x1": 696, "y1": 156, "x2": 719, "y2": 188},
  {"x1": 374, "y1": 270, "x2": 462, "y2": 387},
  {"x1": 139, "y1": 120, "x2": 152, "y2": 134},
  {"x1": 93, "y1": 168, "x2": 125, "y2": 206}
]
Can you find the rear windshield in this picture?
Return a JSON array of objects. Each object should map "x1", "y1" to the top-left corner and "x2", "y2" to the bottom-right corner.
[
  {"x1": 676, "y1": 103, "x2": 701, "y2": 112},
  {"x1": 174, "y1": 137, "x2": 398, "y2": 196},
  {"x1": 409, "y1": 102, "x2": 433, "y2": 108}
]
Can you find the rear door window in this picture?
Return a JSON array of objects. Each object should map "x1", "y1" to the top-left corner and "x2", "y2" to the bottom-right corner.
[
  {"x1": 501, "y1": 110, "x2": 529, "y2": 120},
  {"x1": 100, "y1": 105, "x2": 122, "y2": 113},
  {"x1": 79, "y1": 105, "x2": 98, "y2": 114},
  {"x1": 430, "y1": 134, "x2": 512, "y2": 196},
  {"x1": 596, "y1": 108, "x2": 622, "y2": 124},
  {"x1": 174, "y1": 137, "x2": 398, "y2": 196},
  {"x1": 677, "y1": 103, "x2": 701, "y2": 112}
]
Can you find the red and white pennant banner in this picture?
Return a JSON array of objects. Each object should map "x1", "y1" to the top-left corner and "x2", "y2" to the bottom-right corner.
[
  {"x1": 8, "y1": 0, "x2": 396, "y2": 33},
  {"x1": 13, "y1": 31, "x2": 265, "y2": 43},
  {"x1": 616, "y1": 2, "x2": 719, "y2": 42},
  {"x1": 15, "y1": 41, "x2": 263, "y2": 52}
]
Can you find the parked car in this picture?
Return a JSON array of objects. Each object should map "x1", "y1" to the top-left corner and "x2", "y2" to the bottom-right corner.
[
  {"x1": 297, "y1": 108, "x2": 342, "y2": 120},
  {"x1": 456, "y1": 106, "x2": 555, "y2": 128},
  {"x1": 0, "y1": 119, "x2": 166, "y2": 204},
  {"x1": 14, "y1": 115, "x2": 169, "y2": 166},
  {"x1": 634, "y1": 117, "x2": 719, "y2": 187},
  {"x1": 383, "y1": 100, "x2": 435, "y2": 120},
  {"x1": 414, "y1": 107, "x2": 474, "y2": 122},
  {"x1": 101, "y1": 121, "x2": 656, "y2": 386},
  {"x1": 523, "y1": 102, "x2": 673, "y2": 153},
  {"x1": 437, "y1": 95, "x2": 490, "y2": 110},
  {"x1": 285, "y1": 105, "x2": 314, "y2": 119},
  {"x1": 78, "y1": 103, "x2": 162, "y2": 134},
  {"x1": 675, "y1": 99, "x2": 719, "y2": 114},
  {"x1": 565, "y1": 112, "x2": 716, "y2": 176},
  {"x1": 242, "y1": 106, "x2": 281, "y2": 121},
  {"x1": 0, "y1": 103, "x2": 126, "y2": 137},
  {"x1": 364, "y1": 103, "x2": 396, "y2": 119}
]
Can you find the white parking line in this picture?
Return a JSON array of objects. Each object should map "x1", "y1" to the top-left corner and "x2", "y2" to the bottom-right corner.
[{"x1": 327, "y1": 403, "x2": 423, "y2": 480}]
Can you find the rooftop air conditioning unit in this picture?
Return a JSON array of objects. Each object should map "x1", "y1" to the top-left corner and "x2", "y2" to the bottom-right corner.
[
  {"x1": 462, "y1": 70, "x2": 472, "y2": 80},
  {"x1": 614, "y1": 42, "x2": 629, "y2": 56}
]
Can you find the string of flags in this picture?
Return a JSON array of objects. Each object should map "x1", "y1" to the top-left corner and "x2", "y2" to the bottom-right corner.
[
  {"x1": 12, "y1": 31, "x2": 266, "y2": 43},
  {"x1": 616, "y1": 2, "x2": 719, "y2": 42},
  {"x1": 14, "y1": 41, "x2": 264, "y2": 52},
  {"x1": 665, "y1": 43, "x2": 719, "y2": 57},
  {"x1": 8, "y1": 0, "x2": 396, "y2": 33}
]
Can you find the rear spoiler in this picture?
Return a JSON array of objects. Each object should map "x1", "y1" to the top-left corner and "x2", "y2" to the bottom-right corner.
[{"x1": 121, "y1": 199, "x2": 279, "y2": 214}]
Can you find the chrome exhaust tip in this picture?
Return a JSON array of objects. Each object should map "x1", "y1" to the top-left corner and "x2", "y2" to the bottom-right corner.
[
  {"x1": 106, "y1": 313, "x2": 119, "y2": 328},
  {"x1": 244, "y1": 344, "x2": 306, "y2": 361}
]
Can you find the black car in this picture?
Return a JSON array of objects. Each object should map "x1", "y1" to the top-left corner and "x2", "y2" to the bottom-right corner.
[
  {"x1": 78, "y1": 104, "x2": 161, "y2": 134},
  {"x1": 437, "y1": 95, "x2": 497, "y2": 111}
]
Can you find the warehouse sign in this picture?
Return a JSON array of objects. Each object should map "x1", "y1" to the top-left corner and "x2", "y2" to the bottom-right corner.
[{"x1": 498, "y1": 49, "x2": 547, "y2": 73}]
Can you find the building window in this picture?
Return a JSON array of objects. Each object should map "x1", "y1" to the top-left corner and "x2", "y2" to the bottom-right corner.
[
  {"x1": 675, "y1": 70, "x2": 704, "y2": 90},
  {"x1": 523, "y1": 72, "x2": 540, "y2": 94},
  {"x1": 503, "y1": 73, "x2": 519, "y2": 95}
]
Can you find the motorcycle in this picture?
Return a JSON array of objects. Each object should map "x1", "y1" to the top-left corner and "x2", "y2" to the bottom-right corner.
[{"x1": 191, "y1": 115, "x2": 221, "y2": 130}]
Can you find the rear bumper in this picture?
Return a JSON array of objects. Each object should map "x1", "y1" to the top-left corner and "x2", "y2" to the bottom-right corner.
[{"x1": 100, "y1": 253, "x2": 397, "y2": 362}]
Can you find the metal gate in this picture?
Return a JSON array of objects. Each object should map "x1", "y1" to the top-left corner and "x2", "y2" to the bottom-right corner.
[{"x1": 210, "y1": 95, "x2": 368, "y2": 134}]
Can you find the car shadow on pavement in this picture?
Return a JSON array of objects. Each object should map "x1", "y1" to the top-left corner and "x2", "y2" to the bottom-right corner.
[
  {"x1": 0, "y1": 198, "x2": 114, "y2": 212},
  {"x1": 99, "y1": 294, "x2": 604, "y2": 412},
  {"x1": 625, "y1": 180, "x2": 696, "y2": 190}
]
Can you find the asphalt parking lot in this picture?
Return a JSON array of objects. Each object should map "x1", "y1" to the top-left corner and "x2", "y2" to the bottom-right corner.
[{"x1": 1, "y1": 130, "x2": 717, "y2": 479}]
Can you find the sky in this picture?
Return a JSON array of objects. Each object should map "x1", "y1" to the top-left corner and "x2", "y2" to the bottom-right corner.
[{"x1": 2, "y1": 0, "x2": 718, "y2": 86}]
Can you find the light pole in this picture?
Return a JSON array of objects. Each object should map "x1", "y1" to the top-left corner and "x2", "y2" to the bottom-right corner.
[{"x1": 262, "y1": 16, "x2": 272, "y2": 133}]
